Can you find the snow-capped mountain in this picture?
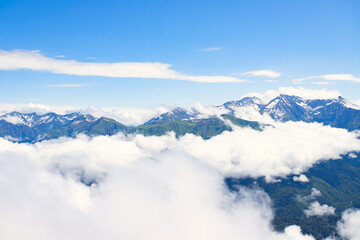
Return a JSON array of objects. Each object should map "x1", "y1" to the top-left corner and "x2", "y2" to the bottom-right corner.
[
  {"x1": 223, "y1": 96, "x2": 263, "y2": 110},
  {"x1": 221, "y1": 94, "x2": 360, "y2": 130},
  {"x1": 0, "y1": 111, "x2": 96, "y2": 128},
  {"x1": 1, "y1": 94, "x2": 360, "y2": 143},
  {"x1": 144, "y1": 107, "x2": 200, "y2": 125},
  {"x1": 142, "y1": 94, "x2": 360, "y2": 131},
  {"x1": 0, "y1": 112, "x2": 98, "y2": 142}
]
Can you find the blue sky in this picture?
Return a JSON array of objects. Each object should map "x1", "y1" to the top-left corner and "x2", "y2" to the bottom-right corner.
[{"x1": 0, "y1": 0, "x2": 359, "y2": 108}]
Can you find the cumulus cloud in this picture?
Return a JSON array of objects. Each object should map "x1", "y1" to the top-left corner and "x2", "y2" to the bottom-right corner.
[
  {"x1": 0, "y1": 136, "x2": 315, "y2": 240},
  {"x1": 293, "y1": 74, "x2": 360, "y2": 84},
  {"x1": 304, "y1": 202, "x2": 335, "y2": 217},
  {"x1": 299, "y1": 188, "x2": 322, "y2": 202},
  {"x1": 0, "y1": 49, "x2": 243, "y2": 83},
  {"x1": 1, "y1": 111, "x2": 358, "y2": 180},
  {"x1": 242, "y1": 70, "x2": 281, "y2": 78},
  {"x1": 172, "y1": 122, "x2": 360, "y2": 180},
  {"x1": 337, "y1": 209, "x2": 360, "y2": 240},
  {"x1": 293, "y1": 174, "x2": 309, "y2": 182}
]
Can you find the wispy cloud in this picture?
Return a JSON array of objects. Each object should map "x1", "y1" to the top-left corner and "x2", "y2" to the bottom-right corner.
[
  {"x1": 23, "y1": 98, "x2": 40, "y2": 102},
  {"x1": 241, "y1": 70, "x2": 281, "y2": 78},
  {"x1": 54, "y1": 55, "x2": 66, "y2": 58},
  {"x1": 200, "y1": 47, "x2": 222, "y2": 52},
  {"x1": 0, "y1": 49, "x2": 244, "y2": 83},
  {"x1": 293, "y1": 74, "x2": 360, "y2": 84},
  {"x1": 47, "y1": 84, "x2": 89, "y2": 88},
  {"x1": 265, "y1": 80, "x2": 278, "y2": 83},
  {"x1": 88, "y1": 56, "x2": 96, "y2": 60},
  {"x1": 312, "y1": 81, "x2": 330, "y2": 85}
]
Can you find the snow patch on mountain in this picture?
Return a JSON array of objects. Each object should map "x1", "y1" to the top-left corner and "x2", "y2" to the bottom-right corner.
[
  {"x1": 0, "y1": 114, "x2": 25, "y2": 125},
  {"x1": 244, "y1": 87, "x2": 341, "y2": 104}
]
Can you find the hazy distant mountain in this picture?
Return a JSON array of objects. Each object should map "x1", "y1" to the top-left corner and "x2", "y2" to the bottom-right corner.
[
  {"x1": 0, "y1": 112, "x2": 265, "y2": 142},
  {"x1": 0, "y1": 112, "x2": 97, "y2": 142},
  {"x1": 1, "y1": 94, "x2": 359, "y2": 142}
]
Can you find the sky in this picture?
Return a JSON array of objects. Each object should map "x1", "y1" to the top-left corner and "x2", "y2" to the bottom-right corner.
[{"x1": 0, "y1": 0, "x2": 360, "y2": 108}]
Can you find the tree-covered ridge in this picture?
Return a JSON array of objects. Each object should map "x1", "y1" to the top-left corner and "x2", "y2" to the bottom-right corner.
[{"x1": 226, "y1": 153, "x2": 360, "y2": 240}]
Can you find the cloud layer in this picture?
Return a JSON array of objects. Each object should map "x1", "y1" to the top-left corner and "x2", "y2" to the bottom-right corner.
[
  {"x1": 0, "y1": 49, "x2": 244, "y2": 83},
  {"x1": 0, "y1": 134, "x2": 316, "y2": 240}
]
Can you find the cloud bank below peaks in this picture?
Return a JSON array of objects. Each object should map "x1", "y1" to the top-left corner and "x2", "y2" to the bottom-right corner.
[
  {"x1": 0, "y1": 49, "x2": 244, "y2": 83},
  {"x1": 0, "y1": 136, "x2": 316, "y2": 240}
]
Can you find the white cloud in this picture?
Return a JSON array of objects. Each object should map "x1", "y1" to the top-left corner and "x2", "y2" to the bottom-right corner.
[
  {"x1": 88, "y1": 57, "x2": 96, "y2": 60},
  {"x1": 173, "y1": 122, "x2": 360, "y2": 180},
  {"x1": 46, "y1": 84, "x2": 89, "y2": 88},
  {"x1": 299, "y1": 188, "x2": 322, "y2": 202},
  {"x1": 266, "y1": 80, "x2": 278, "y2": 83},
  {"x1": 201, "y1": 47, "x2": 222, "y2": 51},
  {"x1": 304, "y1": 202, "x2": 335, "y2": 217},
  {"x1": 54, "y1": 55, "x2": 66, "y2": 58},
  {"x1": 192, "y1": 102, "x2": 230, "y2": 118},
  {"x1": 293, "y1": 74, "x2": 360, "y2": 84},
  {"x1": 353, "y1": 100, "x2": 360, "y2": 106},
  {"x1": 320, "y1": 74, "x2": 360, "y2": 83},
  {"x1": 2, "y1": 108, "x2": 357, "y2": 181},
  {"x1": 293, "y1": 174, "x2": 309, "y2": 182},
  {"x1": 0, "y1": 136, "x2": 315, "y2": 240},
  {"x1": 337, "y1": 209, "x2": 360, "y2": 240},
  {"x1": 312, "y1": 81, "x2": 330, "y2": 85},
  {"x1": 0, "y1": 49, "x2": 243, "y2": 83},
  {"x1": 242, "y1": 70, "x2": 281, "y2": 78}
]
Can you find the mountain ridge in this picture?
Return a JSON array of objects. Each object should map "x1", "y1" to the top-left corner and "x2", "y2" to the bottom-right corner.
[{"x1": 1, "y1": 93, "x2": 359, "y2": 142}]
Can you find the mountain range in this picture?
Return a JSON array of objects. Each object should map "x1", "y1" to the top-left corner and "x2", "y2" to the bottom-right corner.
[
  {"x1": 223, "y1": 94, "x2": 360, "y2": 130},
  {"x1": 1, "y1": 94, "x2": 360, "y2": 142}
]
